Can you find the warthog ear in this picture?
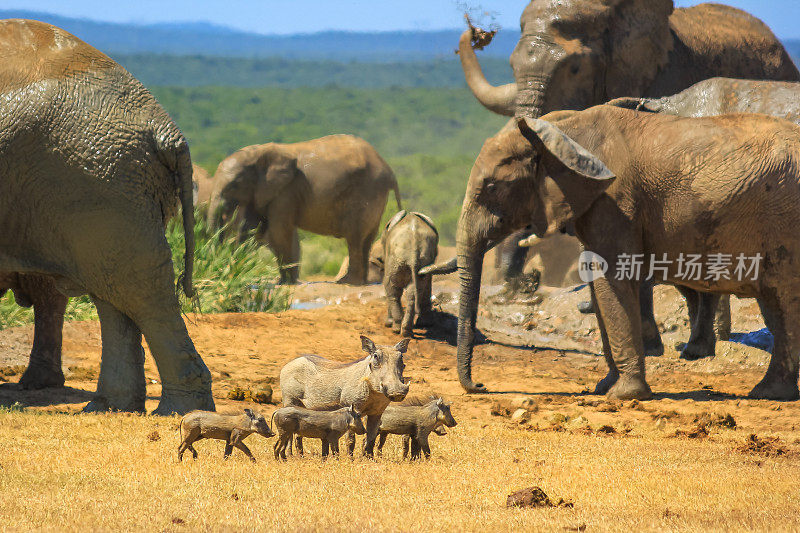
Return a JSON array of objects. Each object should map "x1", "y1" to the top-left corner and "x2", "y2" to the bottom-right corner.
[
  {"x1": 361, "y1": 335, "x2": 377, "y2": 355},
  {"x1": 395, "y1": 338, "x2": 411, "y2": 354},
  {"x1": 244, "y1": 408, "x2": 255, "y2": 419},
  {"x1": 437, "y1": 398, "x2": 444, "y2": 407}
]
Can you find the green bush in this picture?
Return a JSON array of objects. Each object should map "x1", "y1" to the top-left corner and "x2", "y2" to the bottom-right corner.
[{"x1": 169, "y1": 211, "x2": 290, "y2": 314}]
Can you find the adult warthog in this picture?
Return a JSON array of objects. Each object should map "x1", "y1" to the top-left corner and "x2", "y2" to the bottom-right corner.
[{"x1": 280, "y1": 336, "x2": 410, "y2": 457}]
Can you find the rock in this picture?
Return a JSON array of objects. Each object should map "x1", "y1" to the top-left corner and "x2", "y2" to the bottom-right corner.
[
  {"x1": 655, "y1": 417, "x2": 668, "y2": 430},
  {"x1": 511, "y1": 409, "x2": 531, "y2": 423},
  {"x1": 506, "y1": 486, "x2": 549, "y2": 508},
  {"x1": 548, "y1": 412, "x2": 569, "y2": 425},
  {"x1": 567, "y1": 416, "x2": 590, "y2": 433},
  {"x1": 596, "y1": 400, "x2": 619, "y2": 412},
  {"x1": 626, "y1": 399, "x2": 640, "y2": 410},
  {"x1": 596, "y1": 425, "x2": 616, "y2": 434},
  {"x1": 252, "y1": 386, "x2": 273, "y2": 404},
  {"x1": 490, "y1": 400, "x2": 514, "y2": 417}
]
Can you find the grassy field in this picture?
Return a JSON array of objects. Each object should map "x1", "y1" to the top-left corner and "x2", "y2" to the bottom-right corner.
[{"x1": 1, "y1": 407, "x2": 798, "y2": 531}]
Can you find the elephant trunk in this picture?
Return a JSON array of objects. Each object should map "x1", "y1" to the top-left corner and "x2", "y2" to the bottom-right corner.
[
  {"x1": 514, "y1": 80, "x2": 548, "y2": 119},
  {"x1": 458, "y1": 29, "x2": 517, "y2": 117},
  {"x1": 176, "y1": 144, "x2": 195, "y2": 299},
  {"x1": 455, "y1": 220, "x2": 487, "y2": 393}
]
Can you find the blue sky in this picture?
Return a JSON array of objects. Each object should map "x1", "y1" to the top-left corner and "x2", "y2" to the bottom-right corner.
[{"x1": 4, "y1": 1, "x2": 799, "y2": 38}]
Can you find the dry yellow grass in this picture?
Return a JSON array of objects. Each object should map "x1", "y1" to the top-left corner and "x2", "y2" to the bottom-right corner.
[{"x1": 1, "y1": 409, "x2": 799, "y2": 532}]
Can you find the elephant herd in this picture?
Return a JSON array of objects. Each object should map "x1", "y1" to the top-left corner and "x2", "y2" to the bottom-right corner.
[{"x1": 3, "y1": 1, "x2": 800, "y2": 416}]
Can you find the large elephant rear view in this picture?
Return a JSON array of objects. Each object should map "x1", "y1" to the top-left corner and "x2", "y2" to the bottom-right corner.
[{"x1": 0, "y1": 19, "x2": 213, "y2": 414}]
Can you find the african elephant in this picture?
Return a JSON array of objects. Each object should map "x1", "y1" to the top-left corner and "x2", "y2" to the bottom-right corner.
[
  {"x1": 0, "y1": 163, "x2": 213, "y2": 393},
  {"x1": 209, "y1": 135, "x2": 402, "y2": 285},
  {"x1": 0, "y1": 19, "x2": 214, "y2": 414},
  {"x1": 447, "y1": 105, "x2": 800, "y2": 400},
  {"x1": 459, "y1": 0, "x2": 800, "y2": 281},
  {"x1": 606, "y1": 78, "x2": 800, "y2": 359},
  {"x1": 192, "y1": 164, "x2": 215, "y2": 206},
  {"x1": 371, "y1": 211, "x2": 439, "y2": 337}
]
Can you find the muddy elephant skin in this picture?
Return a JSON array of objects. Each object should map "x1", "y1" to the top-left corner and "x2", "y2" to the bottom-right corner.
[
  {"x1": 372, "y1": 211, "x2": 439, "y2": 337},
  {"x1": 454, "y1": 105, "x2": 800, "y2": 401},
  {"x1": 608, "y1": 78, "x2": 800, "y2": 360},
  {"x1": 210, "y1": 134, "x2": 402, "y2": 285},
  {"x1": 459, "y1": 0, "x2": 800, "y2": 282},
  {"x1": 0, "y1": 19, "x2": 213, "y2": 414}
]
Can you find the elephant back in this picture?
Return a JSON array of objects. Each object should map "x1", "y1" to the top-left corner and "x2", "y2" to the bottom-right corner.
[{"x1": 0, "y1": 19, "x2": 119, "y2": 91}]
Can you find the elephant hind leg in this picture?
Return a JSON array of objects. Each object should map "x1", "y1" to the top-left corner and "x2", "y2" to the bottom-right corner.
[
  {"x1": 83, "y1": 298, "x2": 147, "y2": 413},
  {"x1": 679, "y1": 288, "x2": 719, "y2": 360},
  {"x1": 749, "y1": 290, "x2": 800, "y2": 400},
  {"x1": 639, "y1": 280, "x2": 664, "y2": 357},
  {"x1": 18, "y1": 275, "x2": 68, "y2": 390}
]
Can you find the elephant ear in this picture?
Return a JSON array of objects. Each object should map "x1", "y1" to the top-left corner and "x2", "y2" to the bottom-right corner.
[
  {"x1": 604, "y1": 0, "x2": 673, "y2": 99},
  {"x1": 517, "y1": 117, "x2": 615, "y2": 234},
  {"x1": 253, "y1": 145, "x2": 299, "y2": 207}
]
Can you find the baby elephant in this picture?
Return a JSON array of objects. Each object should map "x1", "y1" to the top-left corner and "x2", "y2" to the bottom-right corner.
[
  {"x1": 272, "y1": 405, "x2": 365, "y2": 460},
  {"x1": 371, "y1": 210, "x2": 439, "y2": 337},
  {"x1": 178, "y1": 408, "x2": 274, "y2": 462},
  {"x1": 376, "y1": 397, "x2": 456, "y2": 460}
]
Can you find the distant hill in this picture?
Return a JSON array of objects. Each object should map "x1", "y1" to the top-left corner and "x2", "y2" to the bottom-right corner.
[
  {"x1": 115, "y1": 54, "x2": 513, "y2": 89},
  {"x1": 0, "y1": 10, "x2": 518, "y2": 60}
]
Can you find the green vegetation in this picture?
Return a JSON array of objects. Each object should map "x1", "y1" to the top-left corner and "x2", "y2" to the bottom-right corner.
[
  {"x1": 154, "y1": 86, "x2": 506, "y2": 245},
  {"x1": 118, "y1": 54, "x2": 513, "y2": 89},
  {"x1": 0, "y1": 212, "x2": 290, "y2": 330}
]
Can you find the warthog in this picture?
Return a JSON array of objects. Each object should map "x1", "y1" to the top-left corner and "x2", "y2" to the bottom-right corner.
[
  {"x1": 376, "y1": 397, "x2": 457, "y2": 459},
  {"x1": 271, "y1": 405, "x2": 365, "y2": 459},
  {"x1": 178, "y1": 408, "x2": 274, "y2": 462},
  {"x1": 370, "y1": 210, "x2": 439, "y2": 337},
  {"x1": 280, "y1": 335, "x2": 410, "y2": 457}
]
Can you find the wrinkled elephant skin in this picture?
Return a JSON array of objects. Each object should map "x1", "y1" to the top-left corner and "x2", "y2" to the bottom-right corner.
[
  {"x1": 454, "y1": 105, "x2": 800, "y2": 401},
  {"x1": 0, "y1": 20, "x2": 213, "y2": 414}
]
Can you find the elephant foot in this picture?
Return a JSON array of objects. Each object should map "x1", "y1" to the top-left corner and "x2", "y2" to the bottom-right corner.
[
  {"x1": 335, "y1": 273, "x2": 366, "y2": 286},
  {"x1": 593, "y1": 370, "x2": 619, "y2": 395},
  {"x1": 391, "y1": 324, "x2": 401, "y2": 334},
  {"x1": 679, "y1": 339, "x2": 716, "y2": 361},
  {"x1": 153, "y1": 387, "x2": 215, "y2": 416},
  {"x1": 643, "y1": 335, "x2": 664, "y2": 357},
  {"x1": 415, "y1": 313, "x2": 435, "y2": 328},
  {"x1": 400, "y1": 327, "x2": 413, "y2": 338},
  {"x1": 607, "y1": 375, "x2": 653, "y2": 400},
  {"x1": 748, "y1": 374, "x2": 799, "y2": 401},
  {"x1": 384, "y1": 318, "x2": 393, "y2": 328},
  {"x1": 459, "y1": 378, "x2": 487, "y2": 394},
  {"x1": 83, "y1": 394, "x2": 146, "y2": 414},
  {"x1": 19, "y1": 364, "x2": 65, "y2": 390}
]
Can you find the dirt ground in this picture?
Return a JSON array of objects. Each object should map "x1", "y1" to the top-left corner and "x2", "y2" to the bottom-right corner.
[{"x1": 1, "y1": 273, "x2": 799, "y2": 531}]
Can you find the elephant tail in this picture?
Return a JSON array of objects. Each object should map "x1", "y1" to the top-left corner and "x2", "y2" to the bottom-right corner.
[
  {"x1": 411, "y1": 221, "x2": 422, "y2": 320},
  {"x1": 175, "y1": 142, "x2": 196, "y2": 299},
  {"x1": 391, "y1": 175, "x2": 403, "y2": 211}
]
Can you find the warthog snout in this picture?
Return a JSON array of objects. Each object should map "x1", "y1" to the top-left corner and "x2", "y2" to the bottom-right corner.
[{"x1": 382, "y1": 382, "x2": 410, "y2": 402}]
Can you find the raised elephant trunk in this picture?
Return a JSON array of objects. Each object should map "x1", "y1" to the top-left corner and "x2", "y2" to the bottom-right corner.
[
  {"x1": 176, "y1": 143, "x2": 195, "y2": 299},
  {"x1": 514, "y1": 83, "x2": 547, "y2": 119},
  {"x1": 455, "y1": 221, "x2": 487, "y2": 393},
  {"x1": 458, "y1": 29, "x2": 517, "y2": 117}
]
